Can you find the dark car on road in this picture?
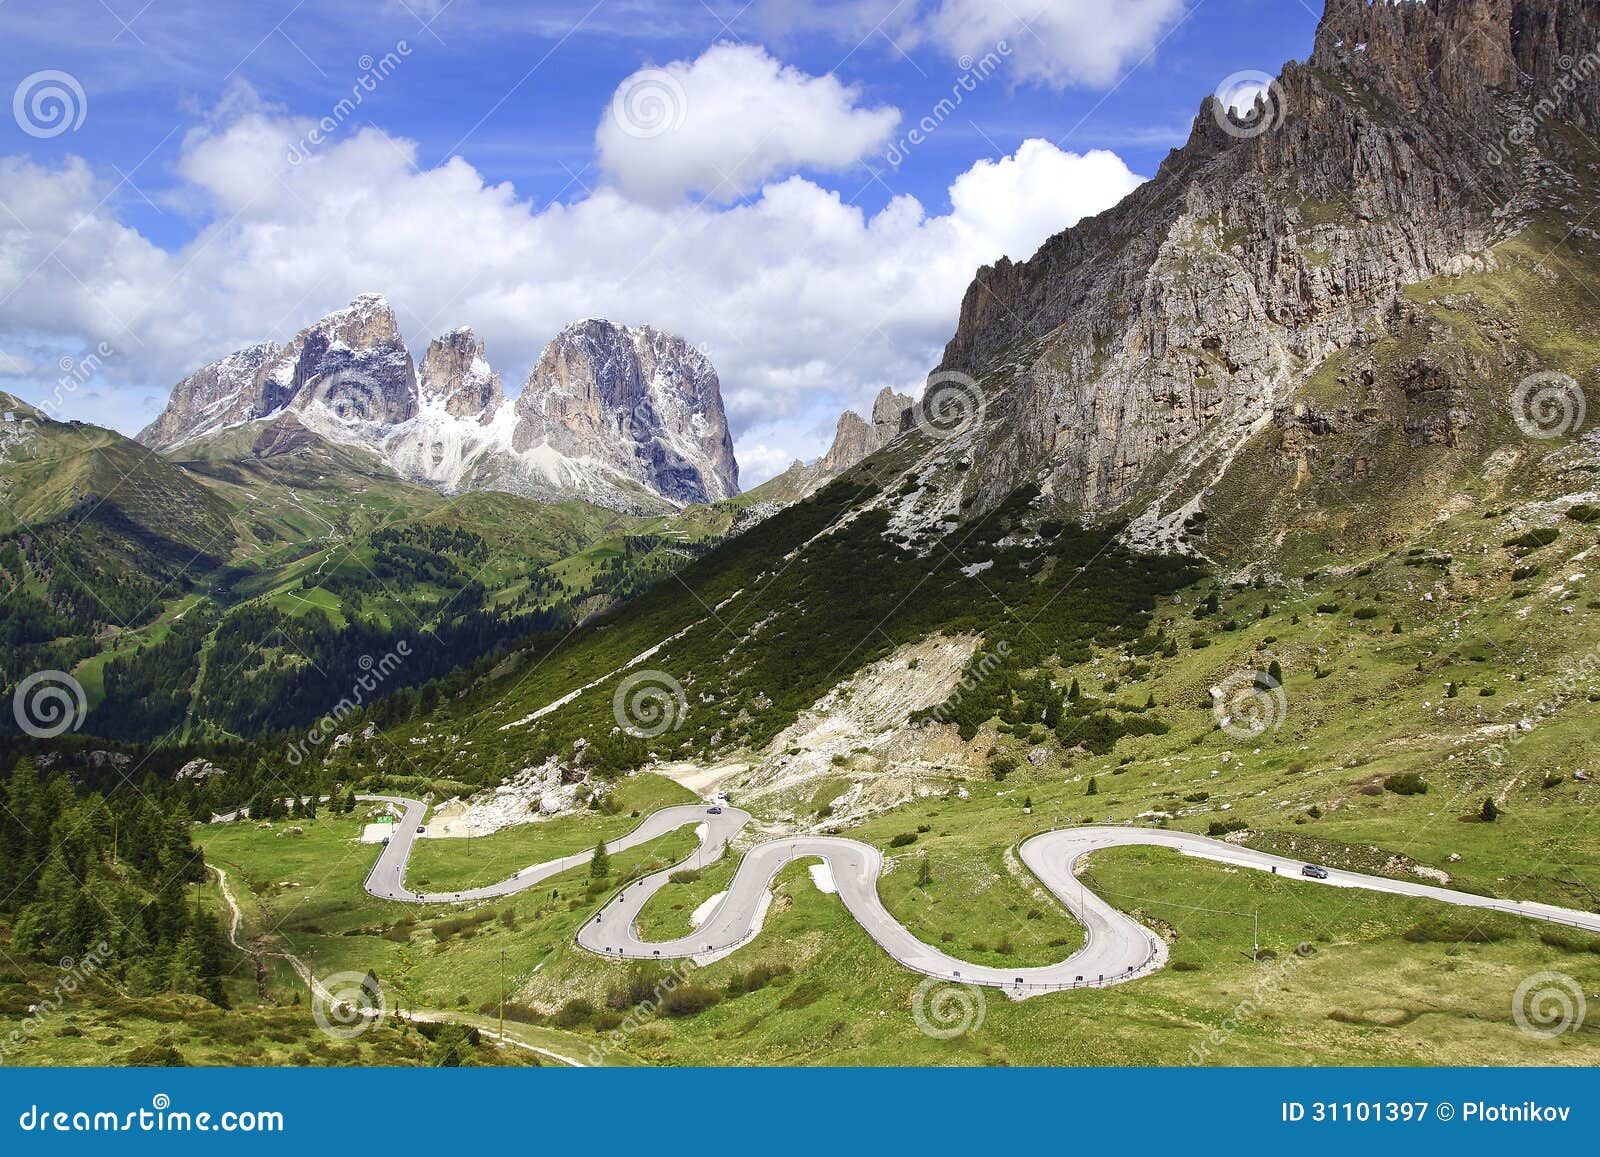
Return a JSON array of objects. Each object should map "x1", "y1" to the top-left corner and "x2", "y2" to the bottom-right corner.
[
  {"x1": 1301, "y1": 864, "x2": 1330, "y2": 879},
  {"x1": 707, "y1": 806, "x2": 723, "y2": 815}
]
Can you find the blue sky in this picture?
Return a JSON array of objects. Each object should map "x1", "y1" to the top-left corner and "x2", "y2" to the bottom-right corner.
[{"x1": 0, "y1": 0, "x2": 1324, "y2": 483}]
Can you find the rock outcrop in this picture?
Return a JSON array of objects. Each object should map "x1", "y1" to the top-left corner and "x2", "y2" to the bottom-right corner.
[
  {"x1": 418, "y1": 328, "x2": 503, "y2": 421},
  {"x1": 820, "y1": 387, "x2": 913, "y2": 473}
]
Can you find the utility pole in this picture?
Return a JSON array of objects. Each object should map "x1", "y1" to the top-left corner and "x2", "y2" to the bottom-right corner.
[
  {"x1": 1253, "y1": 908, "x2": 1259, "y2": 959},
  {"x1": 498, "y1": 949, "x2": 506, "y2": 1042}
]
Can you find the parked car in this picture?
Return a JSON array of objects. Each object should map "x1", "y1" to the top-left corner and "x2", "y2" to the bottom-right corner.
[
  {"x1": 1301, "y1": 864, "x2": 1330, "y2": 879},
  {"x1": 416, "y1": 826, "x2": 425, "y2": 834},
  {"x1": 380, "y1": 837, "x2": 390, "y2": 846}
]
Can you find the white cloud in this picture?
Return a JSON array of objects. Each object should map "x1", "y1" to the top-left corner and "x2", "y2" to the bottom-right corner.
[
  {"x1": 920, "y1": 0, "x2": 1188, "y2": 88},
  {"x1": 596, "y1": 42, "x2": 900, "y2": 205},
  {"x1": 948, "y1": 139, "x2": 1143, "y2": 262},
  {"x1": 0, "y1": 95, "x2": 1143, "y2": 486}
]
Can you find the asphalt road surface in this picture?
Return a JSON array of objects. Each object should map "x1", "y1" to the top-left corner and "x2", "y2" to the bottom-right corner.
[{"x1": 363, "y1": 796, "x2": 1600, "y2": 996}]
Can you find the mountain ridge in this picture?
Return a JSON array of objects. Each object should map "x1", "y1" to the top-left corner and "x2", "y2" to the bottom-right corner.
[{"x1": 139, "y1": 300, "x2": 739, "y2": 513}]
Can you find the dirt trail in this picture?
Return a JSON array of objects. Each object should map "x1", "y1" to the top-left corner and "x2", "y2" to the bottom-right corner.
[{"x1": 207, "y1": 863, "x2": 584, "y2": 1067}]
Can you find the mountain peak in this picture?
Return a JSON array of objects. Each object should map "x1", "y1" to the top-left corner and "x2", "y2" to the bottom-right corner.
[
  {"x1": 418, "y1": 328, "x2": 503, "y2": 421},
  {"x1": 513, "y1": 319, "x2": 737, "y2": 506}
]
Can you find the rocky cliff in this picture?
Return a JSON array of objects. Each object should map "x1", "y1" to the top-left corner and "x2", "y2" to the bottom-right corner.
[
  {"x1": 136, "y1": 341, "x2": 281, "y2": 450},
  {"x1": 931, "y1": 0, "x2": 1600, "y2": 547}
]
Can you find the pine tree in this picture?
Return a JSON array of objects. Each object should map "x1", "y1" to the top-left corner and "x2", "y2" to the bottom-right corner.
[
  {"x1": 1086, "y1": 777, "x2": 1099, "y2": 796},
  {"x1": 1481, "y1": 797, "x2": 1500, "y2": 823},
  {"x1": 590, "y1": 840, "x2": 610, "y2": 878}
]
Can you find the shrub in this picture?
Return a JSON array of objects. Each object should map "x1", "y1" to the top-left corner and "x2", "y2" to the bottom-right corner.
[
  {"x1": 776, "y1": 979, "x2": 825, "y2": 1010},
  {"x1": 1384, "y1": 772, "x2": 1429, "y2": 796},
  {"x1": 1480, "y1": 797, "x2": 1499, "y2": 823},
  {"x1": 1505, "y1": 528, "x2": 1559, "y2": 550},
  {"x1": 1566, "y1": 504, "x2": 1600, "y2": 524},
  {"x1": 553, "y1": 998, "x2": 595, "y2": 1028},
  {"x1": 1208, "y1": 820, "x2": 1247, "y2": 837},
  {"x1": 668, "y1": 868, "x2": 701, "y2": 885},
  {"x1": 660, "y1": 984, "x2": 722, "y2": 1018},
  {"x1": 726, "y1": 963, "x2": 793, "y2": 995},
  {"x1": 888, "y1": 832, "x2": 919, "y2": 848},
  {"x1": 1540, "y1": 929, "x2": 1600, "y2": 953},
  {"x1": 1402, "y1": 918, "x2": 1505, "y2": 944}
]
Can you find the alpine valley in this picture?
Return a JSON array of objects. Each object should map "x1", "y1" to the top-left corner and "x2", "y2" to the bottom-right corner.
[{"x1": 4, "y1": 0, "x2": 1600, "y2": 1069}]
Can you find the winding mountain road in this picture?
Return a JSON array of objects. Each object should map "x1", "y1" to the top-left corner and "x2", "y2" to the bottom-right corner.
[{"x1": 361, "y1": 796, "x2": 1600, "y2": 997}]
